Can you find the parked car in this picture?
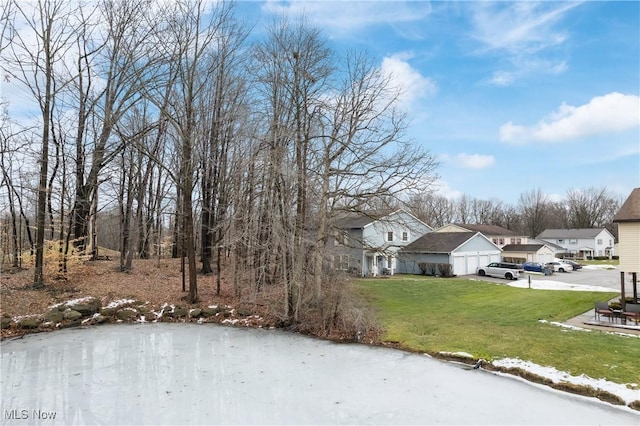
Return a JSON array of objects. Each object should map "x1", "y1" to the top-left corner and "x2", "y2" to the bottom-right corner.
[
  {"x1": 559, "y1": 259, "x2": 582, "y2": 270},
  {"x1": 476, "y1": 262, "x2": 521, "y2": 280},
  {"x1": 546, "y1": 261, "x2": 573, "y2": 273},
  {"x1": 522, "y1": 262, "x2": 544, "y2": 273}
]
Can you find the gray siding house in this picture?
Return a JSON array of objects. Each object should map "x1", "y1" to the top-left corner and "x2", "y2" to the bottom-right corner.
[
  {"x1": 397, "y1": 232, "x2": 502, "y2": 276},
  {"x1": 332, "y1": 209, "x2": 432, "y2": 276}
]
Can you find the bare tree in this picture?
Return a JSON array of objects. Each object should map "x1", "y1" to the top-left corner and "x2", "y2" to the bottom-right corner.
[
  {"x1": 518, "y1": 188, "x2": 551, "y2": 238},
  {"x1": 4, "y1": 0, "x2": 78, "y2": 287},
  {"x1": 566, "y1": 186, "x2": 619, "y2": 228}
]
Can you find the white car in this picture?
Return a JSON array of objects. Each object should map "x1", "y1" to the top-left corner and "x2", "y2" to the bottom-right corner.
[
  {"x1": 545, "y1": 261, "x2": 573, "y2": 273},
  {"x1": 476, "y1": 262, "x2": 522, "y2": 280}
]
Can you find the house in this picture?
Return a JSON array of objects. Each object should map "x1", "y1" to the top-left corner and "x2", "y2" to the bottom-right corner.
[
  {"x1": 536, "y1": 228, "x2": 615, "y2": 259},
  {"x1": 501, "y1": 243, "x2": 555, "y2": 264},
  {"x1": 331, "y1": 209, "x2": 432, "y2": 276},
  {"x1": 613, "y1": 188, "x2": 640, "y2": 304},
  {"x1": 397, "y1": 232, "x2": 502, "y2": 276},
  {"x1": 435, "y1": 223, "x2": 528, "y2": 249}
]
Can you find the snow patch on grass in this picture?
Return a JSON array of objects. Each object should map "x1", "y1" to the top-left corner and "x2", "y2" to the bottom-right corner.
[
  {"x1": 493, "y1": 357, "x2": 639, "y2": 405},
  {"x1": 49, "y1": 297, "x2": 94, "y2": 309}
]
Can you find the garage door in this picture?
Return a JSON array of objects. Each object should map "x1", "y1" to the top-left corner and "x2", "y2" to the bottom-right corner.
[{"x1": 453, "y1": 256, "x2": 466, "y2": 275}]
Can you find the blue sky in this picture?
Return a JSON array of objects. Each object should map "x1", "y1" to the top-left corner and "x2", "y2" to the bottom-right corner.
[{"x1": 241, "y1": 0, "x2": 640, "y2": 205}]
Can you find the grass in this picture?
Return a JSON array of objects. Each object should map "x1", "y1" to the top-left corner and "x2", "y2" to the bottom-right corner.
[{"x1": 356, "y1": 276, "x2": 639, "y2": 385}]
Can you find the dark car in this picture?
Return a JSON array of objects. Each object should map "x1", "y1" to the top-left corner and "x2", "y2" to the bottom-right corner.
[
  {"x1": 522, "y1": 262, "x2": 544, "y2": 273},
  {"x1": 560, "y1": 259, "x2": 583, "y2": 270}
]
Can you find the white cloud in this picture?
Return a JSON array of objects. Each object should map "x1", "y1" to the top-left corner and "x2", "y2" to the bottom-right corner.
[
  {"x1": 455, "y1": 153, "x2": 495, "y2": 169},
  {"x1": 469, "y1": 2, "x2": 580, "y2": 85},
  {"x1": 261, "y1": 1, "x2": 431, "y2": 35},
  {"x1": 380, "y1": 52, "x2": 437, "y2": 111},
  {"x1": 432, "y1": 179, "x2": 463, "y2": 200},
  {"x1": 499, "y1": 92, "x2": 640, "y2": 144}
]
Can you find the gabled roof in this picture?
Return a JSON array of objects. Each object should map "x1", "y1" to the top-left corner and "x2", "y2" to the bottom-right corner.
[
  {"x1": 451, "y1": 223, "x2": 519, "y2": 236},
  {"x1": 613, "y1": 188, "x2": 640, "y2": 223},
  {"x1": 402, "y1": 232, "x2": 477, "y2": 253},
  {"x1": 537, "y1": 228, "x2": 611, "y2": 239},
  {"x1": 332, "y1": 209, "x2": 395, "y2": 229},
  {"x1": 528, "y1": 238, "x2": 566, "y2": 251},
  {"x1": 502, "y1": 244, "x2": 546, "y2": 252}
]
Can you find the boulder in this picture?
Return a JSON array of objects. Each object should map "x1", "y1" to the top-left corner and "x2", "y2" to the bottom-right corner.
[
  {"x1": 71, "y1": 298, "x2": 101, "y2": 316},
  {"x1": 0, "y1": 316, "x2": 13, "y2": 329},
  {"x1": 100, "y1": 307, "x2": 116, "y2": 317},
  {"x1": 17, "y1": 317, "x2": 42, "y2": 329},
  {"x1": 201, "y1": 307, "x2": 218, "y2": 318},
  {"x1": 172, "y1": 307, "x2": 189, "y2": 318},
  {"x1": 45, "y1": 309, "x2": 64, "y2": 323},
  {"x1": 237, "y1": 308, "x2": 252, "y2": 317},
  {"x1": 189, "y1": 308, "x2": 202, "y2": 318},
  {"x1": 115, "y1": 309, "x2": 138, "y2": 321},
  {"x1": 94, "y1": 314, "x2": 108, "y2": 324},
  {"x1": 63, "y1": 310, "x2": 83, "y2": 321}
]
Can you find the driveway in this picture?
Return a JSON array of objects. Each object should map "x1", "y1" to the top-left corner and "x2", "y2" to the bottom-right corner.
[{"x1": 467, "y1": 266, "x2": 627, "y2": 292}]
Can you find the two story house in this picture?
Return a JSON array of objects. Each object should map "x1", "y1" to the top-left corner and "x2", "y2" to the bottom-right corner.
[
  {"x1": 536, "y1": 228, "x2": 615, "y2": 259},
  {"x1": 435, "y1": 223, "x2": 528, "y2": 249},
  {"x1": 331, "y1": 209, "x2": 432, "y2": 276}
]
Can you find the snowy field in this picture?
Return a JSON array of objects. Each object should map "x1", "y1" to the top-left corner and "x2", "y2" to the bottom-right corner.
[{"x1": 1, "y1": 324, "x2": 638, "y2": 425}]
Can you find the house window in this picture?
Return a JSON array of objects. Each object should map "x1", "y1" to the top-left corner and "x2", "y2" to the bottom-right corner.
[
  {"x1": 597, "y1": 239, "x2": 602, "y2": 245},
  {"x1": 336, "y1": 255, "x2": 349, "y2": 271},
  {"x1": 558, "y1": 239, "x2": 564, "y2": 244},
  {"x1": 498, "y1": 238, "x2": 504, "y2": 245},
  {"x1": 492, "y1": 238, "x2": 498, "y2": 244},
  {"x1": 516, "y1": 238, "x2": 522, "y2": 244},
  {"x1": 510, "y1": 238, "x2": 515, "y2": 244},
  {"x1": 570, "y1": 239, "x2": 577, "y2": 245},
  {"x1": 402, "y1": 231, "x2": 409, "y2": 242},
  {"x1": 386, "y1": 231, "x2": 394, "y2": 242}
]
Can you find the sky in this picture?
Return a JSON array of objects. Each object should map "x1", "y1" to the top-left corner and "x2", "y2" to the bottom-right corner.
[
  {"x1": 239, "y1": 0, "x2": 640, "y2": 205},
  {"x1": 2, "y1": 1, "x2": 638, "y2": 207}
]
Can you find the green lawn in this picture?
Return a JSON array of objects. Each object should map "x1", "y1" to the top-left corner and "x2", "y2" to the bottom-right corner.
[{"x1": 356, "y1": 276, "x2": 639, "y2": 385}]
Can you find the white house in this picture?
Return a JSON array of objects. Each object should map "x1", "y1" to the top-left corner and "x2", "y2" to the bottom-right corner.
[
  {"x1": 397, "y1": 232, "x2": 502, "y2": 276},
  {"x1": 331, "y1": 209, "x2": 432, "y2": 276},
  {"x1": 536, "y1": 228, "x2": 615, "y2": 259},
  {"x1": 501, "y1": 243, "x2": 555, "y2": 264}
]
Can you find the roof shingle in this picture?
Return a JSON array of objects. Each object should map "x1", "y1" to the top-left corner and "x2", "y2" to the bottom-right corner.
[
  {"x1": 613, "y1": 188, "x2": 640, "y2": 223},
  {"x1": 403, "y1": 232, "x2": 475, "y2": 253}
]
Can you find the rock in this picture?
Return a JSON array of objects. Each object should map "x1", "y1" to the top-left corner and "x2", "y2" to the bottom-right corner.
[
  {"x1": 17, "y1": 317, "x2": 42, "y2": 329},
  {"x1": 45, "y1": 310, "x2": 64, "y2": 323},
  {"x1": 189, "y1": 308, "x2": 202, "y2": 318},
  {"x1": 0, "y1": 316, "x2": 13, "y2": 329},
  {"x1": 237, "y1": 308, "x2": 252, "y2": 317},
  {"x1": 172, "y1": 307, "x2": 189, "y2": 318},
  {"x1": 201, "y1": 307, "x2": 218, "y2": 318},
  {"x1": 115, "y1": 309, "x2": 138, "y2": 321},
  {"x1": 72, "y1": 298, "x2": 101, "y2": 316},
  {"x1": 100, "y1": 307, "x2": 116, "y2": 317},
  {"x1": 138, "y1": 306, "x2": 149, "y2": 315},
  {"x1": 222, "y1": 310, "x2": 232, "y2": 318},
  {"x1": 63, "y1": 310, "x2": 83, "y2": 321},
  {"x1": 94, "y1": 315, "x2": 108, "y2": 324}
]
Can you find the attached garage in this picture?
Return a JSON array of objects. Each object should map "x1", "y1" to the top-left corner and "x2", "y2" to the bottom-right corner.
[
  {"x1": 501, "y1": 244, "x2": 555, "y2": 264},
  {"x1": 397, "y1": 232, "x2": 502, "y2": 276}
]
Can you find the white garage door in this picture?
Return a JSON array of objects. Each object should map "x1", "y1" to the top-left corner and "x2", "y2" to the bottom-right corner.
[{"x1": 453, "y1": 256, "x2": 466, "y2": 275}]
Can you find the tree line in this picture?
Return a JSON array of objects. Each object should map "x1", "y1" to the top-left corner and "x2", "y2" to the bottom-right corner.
[{"x1": 0, "y1": 0, "x2": 621, "y2": 327}]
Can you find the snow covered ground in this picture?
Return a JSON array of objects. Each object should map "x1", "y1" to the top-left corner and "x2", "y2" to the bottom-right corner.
[{"x1": 1, "y1": 324, "x2": 638, "y2": 425}]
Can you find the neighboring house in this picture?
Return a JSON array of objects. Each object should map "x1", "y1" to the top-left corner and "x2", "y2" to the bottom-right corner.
[
  {"x1": 435, "y1": 223, "x2": 528, "y2": 249},
  {"x1": 397, "y1": 232, "x2": 502, "y2": 276},
  {"x1": 527, "y1": 238, "x2": 567, "y2": 258},
  {"x1": 331, "y1": 209, "x2": 432, "y2": 277},
  {"x1": 613, "y1": 188, "x2": 640, "y2": 275},
  {"x1": 536, "y1": 228, "x2": 616, "y2": 259},
  {"x1": 501, "y1": 243, "x2": 555, "y2": 264}
]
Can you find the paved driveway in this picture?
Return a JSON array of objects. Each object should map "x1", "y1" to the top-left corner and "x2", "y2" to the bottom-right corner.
[{"x1": 468, "y1": 266, "x2": 628, "y2": 292}]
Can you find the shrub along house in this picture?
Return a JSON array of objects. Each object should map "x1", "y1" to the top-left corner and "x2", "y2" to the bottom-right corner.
[
  {"x1": 396, "y1": 232, "x2": 502, "y2": 276},
  {"x1": 331, "y1": 209, "x2": 432, "y2": 277}
]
